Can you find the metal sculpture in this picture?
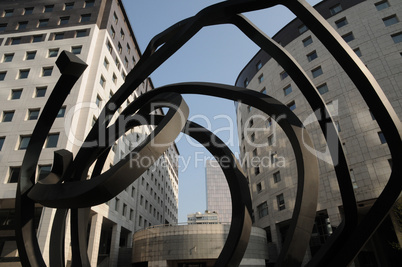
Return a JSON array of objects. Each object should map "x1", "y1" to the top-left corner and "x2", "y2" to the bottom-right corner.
[{"x1": 14, "y1": 0, "x2": 401, "y2": 267}]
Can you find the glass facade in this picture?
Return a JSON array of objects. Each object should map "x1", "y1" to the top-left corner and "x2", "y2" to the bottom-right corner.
[{"x1": 205, "y1": 160, "x2": 232, "y2": 223}]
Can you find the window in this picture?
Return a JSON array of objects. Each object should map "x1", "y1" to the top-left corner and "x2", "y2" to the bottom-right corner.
[
  {"x1": 370, "y1": 110, "x2": 376, "y2": 120},
  {"x1": 19, "y1": 136, "x2": 31, "y2": 149},
  {"x1": 329, "y1": 4, "x2": 342, "y2": 15},
  {"x1": 120, "y1": 29, "x2": 125, "y2": 39},
  {"x1": 85, "y1": 0, "x2": 95, "y2": 8},
  {"x1": 36, "y1": 87, "x2": 47, "y2": 97},
  {"x1": 392, "y1": 32, "x2": 402, "y2": 43},
  {"x1": 48, "y1": 48, "x2": 59, "y2": 58},
  {"x1": 110, "y1": 25, "x2": 115, "y2": 38},
  {"x1": 118, "y1": 42, "x2": 122, "y2": 54},
  {"x1": 127, "y1": 44, "x2": 131, "y2": 54},
  {"x1": 8, "y1": 167, "x2": 20, "y2": 183},
  {"x1": 17, "y1": 21, "x2": 28, "y2": 30},
  {"x1": 383, "y1": 15, "x2": 399, "y2": 27},
  {"x1": 106, "y1": 41, "x2": 112, "y2": 53},
  {"x1": 2, "y1": 111, "x2": 14, "y2": 122},
  {"x1": 342, "y1": 32, "x2": 355, "y2": 43},
  {"x1": 11, "y1": 89, "x2": 22, "y2": 100},
  {"x1": 32, "y1": 35, "x2": 43, "y2": 43},
  {"x1": 277, "y1": 194, "x2": 285, "y2": 210},
  {"x1": 28, "y1": 109, "x2": 40, "y2": 120},
  {"x1": 19, "y1": 69, "x2": 30, "y2": 79},
  {"x1": 273, "y1": 171, "x2": 281, "y2": 183},
  {"x1": 59, "y1": 16, "x2": 69, "y2": 25},
  {"x1": 307, "y1": 50, "x2": 318, "y2": 62},
  {"x1": 57, "y1": 107, "x2": 66, "y2": 118},
  {"x1": 261, "y1": 88, "x2": 266, "y2": 94},
  {"x1": 317, "y1": 83, "x2": 329, "y2": 95},
  {"x1": 54, "y1": 33, "x2": 64, "y2": 40},
  {"x1": 312, "y1": 66, "x2": 323, "y2": 78},
  {"x1": 113, "y1": 73, "x2": 117, "y2": 84},
  {"x1": 335, "y1": 17, "x2": 348, "y2": 28},
  {"x1": 123, "y1": 203, "x2": 127, "y2": 216},
  {"x1": 76, "y1": 30, "x2": 87, "y2": 38},
  {"x1": 96, "y1": 95, "x2": 102, "y2": 107},
  {"x1": 2, "y1": 53, "x2": 14, "y2": 62},
  {"x1": 254, "y1": 166, "x2": 260, "y2": 175},
  {"x1": 280, "y1": 70, "x2": 288, "y2": 80},
  {"x1": 287, "y1": 101, "x2": 296, "y2": 111},
  {"x1": 38, "y1": 19, "x2": 49, "y2": 27},
  {"x1": 80, "y1": 14, "x2": 91, "y2": 22},
  {"x1": 113, "y1": 12, "x2": 118, "y2": 24},
  {"x1": 115, "y1": 198, "x2": 120, "y2": 211},
  {"x1": 64, "y1": 2, "x2": 74, "y2": 10},
  {"x1": 0, "y1": 137, "x2": 4, "y2": 151},
  {"x1": 42, "y1": 67, "x2": 53, "y2": 77},
  {"x1": 378, "y1": 132, "x2": 386, "y2": 144},
  {"x1": 24, "y1": 7, "x2": 34, "y2": 15},
  {"x1": 266, "y1": 118, "x2": 272, "y2": 128},
  {"x1": 257, "y1": 182, "x2": 262, "y2": 193},
  {"x1": 283, "y1": 85, "x2": 292, "y2": 96},
  {"x1": 26, "y1": 51, "x2": 36, "y2": 60},
  {"x1": 256, "y1": 61, "x2": 263, "y2": 70},
  {"x1": 0, "y1": 23, "x2": 7, "y2": 32},
  {"x1": 244, "y1": 79, "x2": 249, "y2": 87},
  {"x1": 38, "y1": 165, "x2": 52, "y2": 180},
  {"x1": 4, "y1": 9, "x2": 14, "y2": 17},
  {"x1": 11, "y1": 37, "x2": 21, "y2": 45},
  {"x1": 251, "y1": 133, "x2": 255, "y2": 142},
  {"x1": 298, "y1": 24, "x2": 308, "y2": 34},
  {"x1": 0, "y1": 72, "x2": 6, "y2": 81},
  {"x1": 115, "y1": 57, "x2": 121, "y2": 69},
  {"x1": 44, "y1": 5, "x2": 54, "y2": 13},
  {"x1": 257, "y1": 202, "x2": 268, "y2": 218},
  {"x1": 71, "y1": 46, "x2": 82, "y2": 54},
  {"x1": 354, "y1": 48, "x2": 362, "y2": 57},
  {"x1": 258, "y1": 74, "x2": 264, "y2": 83},
  {"x1": 249, "y1": 119, "x2": 254, "y2": 127},
  {"x1": 45, "y1": 133, "x2": 59, "y2": 148},
  {"x1": 100, "y1": 75, "x2": 106, "y2": 88},
  {"x1": 375, "y1": 1, "x2": 390, "y2": 11},
  {"x1": 103, "y1": 58, "x2": 109, "y2": 69},
  {"x1": 268, "y1": 135, "x2": 274, "y2": 146}
]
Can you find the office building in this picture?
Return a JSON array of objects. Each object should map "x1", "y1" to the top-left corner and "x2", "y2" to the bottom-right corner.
[
  {"x1": 236, "y1": 0, "x2": 401, "y2": 265},
  {"x1": 0, "y1": 0, "x2": 179, "y2": 266},
  {"x1": 205, "y1": 159, "x2": 232, "y2": 223},
  {"x1": 187, "y1": 210, "x2": 219, "y2": 225}
]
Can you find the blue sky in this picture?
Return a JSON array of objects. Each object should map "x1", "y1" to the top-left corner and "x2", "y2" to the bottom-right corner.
[{"x1": 122, "y1": 0, "x2": 322, "y2": 222}]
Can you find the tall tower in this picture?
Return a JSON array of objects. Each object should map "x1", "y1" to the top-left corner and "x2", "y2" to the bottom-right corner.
[
  {"x1": 205, "y1": 159, "x2": 232, "y2": 223},
  {"x1": 0, "y1": 0, "x2": 179, "y2": 266}
]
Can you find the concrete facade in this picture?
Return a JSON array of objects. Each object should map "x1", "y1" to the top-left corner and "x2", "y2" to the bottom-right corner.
[
  {"x1": 132, "y1": 224, "x2": 269, "y2": 267},
  {"x1": 236, "y1": 0, "x2": 402, "y2": 266},
  {"x1": 0, "y1": 0, "x2": 179, "y2": 266}
]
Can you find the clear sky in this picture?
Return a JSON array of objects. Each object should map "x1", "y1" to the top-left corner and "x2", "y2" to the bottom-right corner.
[{"x1": 122, "y1": 0, "x2": 322, "y2": 222}]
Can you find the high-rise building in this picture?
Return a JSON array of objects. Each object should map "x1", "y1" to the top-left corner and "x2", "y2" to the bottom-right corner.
[
  {"x1": 187, "y1": 210, "x2": 220, "y2": 224},
  {"x1": 236, "y1": 0, "x2": 401, "y2": 265},
  {"x1": 0, "y1": 0, "x2": 179, "y2": 266},
  {"x1": 205, "y1": 159, "x2": 232, "y2": 223}
]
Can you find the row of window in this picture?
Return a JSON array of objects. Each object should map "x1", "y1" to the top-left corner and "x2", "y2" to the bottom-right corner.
[
  {"x1": 0, "y1": 14, "x2": 91, "y2": 33},
  {"x1": 1, "y1": 105, "x2": 65, "y2": 123},
  {"x1": 1, "y1": 1, "x2": 95, "y2": 18},
  {"x1": 114, "y1": 197, "x2": 134, "y2": 221},
  {"x1": 1, "y1": 47, "x2": 82, "y2": 65},
  {"x1": 1, "y1": 29, "x2": 89, "y2": 46},
  {"x1": 7, "y1": 164, "x2": 55, "y2": 183},
  {"x1": 0, "y1": 67, "x2": 54, "y2": 81},
  {"x1": 256, "y1": 193, "x2": 286, "y2": 218}
]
